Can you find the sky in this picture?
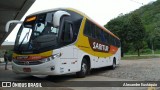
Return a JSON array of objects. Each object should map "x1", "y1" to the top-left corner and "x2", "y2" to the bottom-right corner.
[{"x1": 4, "y1": 0, "x2": 157, "y2": 42}]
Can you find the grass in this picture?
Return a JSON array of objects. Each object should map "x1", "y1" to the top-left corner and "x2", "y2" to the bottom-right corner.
[
  {"x1": 122, "y1": 49, "x2": 160, "y2": 60},
  {"x1": 155, "y1": 50, "x2": 160, "y2": 54},
  {"x1": 121, "y1": 54, "x2": 160, "y2": 60},
  {"x1": 126, "y1": 49, "x2": 160, "y2": 55}
]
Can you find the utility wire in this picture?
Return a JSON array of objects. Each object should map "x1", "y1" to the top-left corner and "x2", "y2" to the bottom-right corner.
[{"x1": 130, "y1": 0, "x2": 143, "y2": 5}]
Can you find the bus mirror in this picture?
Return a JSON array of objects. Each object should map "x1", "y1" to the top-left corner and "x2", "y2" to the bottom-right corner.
[
  {"x1": 69, "y1": 23, "x2": 73, "y2": 42},
  {"x1": 5, "y1": 20, "x2": 23, "y2": 32},
  {"x1": 63, "y1": 21, "x2": 73, "y2": 42},
  {"x1": 53, "y1": 11, "x2": 70, "y2": 27}
]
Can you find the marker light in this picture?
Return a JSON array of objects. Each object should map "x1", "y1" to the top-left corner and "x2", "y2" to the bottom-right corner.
[{"x1": 25, "y1": 16, "x2": 36, "y2": 22}]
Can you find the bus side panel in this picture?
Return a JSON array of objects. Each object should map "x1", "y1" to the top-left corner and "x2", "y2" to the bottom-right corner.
[
  {"x1": 58, "y1": 45, "x2": 80, "y2": 74},
  {"x1": 74, "y1": 17, "x2": 120, "y2": 70},
  {"x1": 77, "y1": 48, "x2": 96, "y2": 70},
  {"x1": 114, "y1": 47, "x2": 121, "y2": 65}
]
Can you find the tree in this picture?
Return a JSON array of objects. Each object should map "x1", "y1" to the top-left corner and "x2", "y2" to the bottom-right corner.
[
  {"x1": 148, "y1": 25, "x2": 160, "y2": 55},
  {"x1": 105, "y1": 16, "x2": 131, "y2": 57},
  {"x1": 105, "y1": 0, "x2": 160, "y2": 56},
  {"x1": 105, "y1": 14, "x2": 146, "y2": 56},
  {"x1": 128, "y1": 14, "x2": 146, "y2": 56}
]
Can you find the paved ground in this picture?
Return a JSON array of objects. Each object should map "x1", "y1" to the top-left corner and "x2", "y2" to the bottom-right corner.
[
  {"x1": 0, "y1": 58, "x2": 160, "y2": 90},
  {"x1": 98, "y1": 58, "x2": 160, "y2": 81}
]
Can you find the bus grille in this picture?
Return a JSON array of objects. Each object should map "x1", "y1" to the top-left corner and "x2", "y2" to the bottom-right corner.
[{"x1": 13, "y1": 60, "x2": 43, "y2": 65}]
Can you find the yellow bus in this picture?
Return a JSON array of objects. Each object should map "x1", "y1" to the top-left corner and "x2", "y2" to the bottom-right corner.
[{"x1": 6, "y1": 8, "x2": 121, "y2": 77}]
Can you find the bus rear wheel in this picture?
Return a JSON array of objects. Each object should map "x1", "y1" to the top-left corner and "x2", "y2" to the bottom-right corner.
[
  {"x1": 76, "y1": 58, "x2": 88, "y2": 78},
  {"x1": 111, "y1": 58, "x2": 116, "y2": 70}
]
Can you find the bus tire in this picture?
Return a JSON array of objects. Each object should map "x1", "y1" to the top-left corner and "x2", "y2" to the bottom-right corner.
[
  {"x1": 111, "y1": 58, "x2": 116, "y2": 70},
  {"x1": 76, "y1": 58, "x2": 88, "y2": 78}
]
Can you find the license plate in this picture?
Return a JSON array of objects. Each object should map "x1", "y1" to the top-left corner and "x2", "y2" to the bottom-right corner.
[{"x1": 23, "y1": 68, "x2": 31, "y2": 72}]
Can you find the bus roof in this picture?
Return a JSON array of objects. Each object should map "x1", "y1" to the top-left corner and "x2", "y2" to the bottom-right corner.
[{"x1": 28, "y1": 8, "x2": 120, "y2": 40}]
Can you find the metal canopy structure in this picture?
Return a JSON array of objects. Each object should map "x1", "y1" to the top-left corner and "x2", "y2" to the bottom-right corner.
[{"x1": 0, "y1": 0, "x2": 35, "y2": 46}]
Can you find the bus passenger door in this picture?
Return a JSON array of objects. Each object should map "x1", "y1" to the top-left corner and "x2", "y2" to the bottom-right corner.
[{"x1": 59, "y1": 20, "x2": 78, "y2": 73}]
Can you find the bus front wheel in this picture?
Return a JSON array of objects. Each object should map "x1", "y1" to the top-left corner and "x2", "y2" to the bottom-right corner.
[{"x1": 76, "y1": 58, "x2": 88, "y2": 78}]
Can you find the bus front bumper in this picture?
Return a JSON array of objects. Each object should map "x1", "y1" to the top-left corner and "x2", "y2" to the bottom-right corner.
[{"x1": 12, "y1": 61, "x2": 61, "y2": 75}]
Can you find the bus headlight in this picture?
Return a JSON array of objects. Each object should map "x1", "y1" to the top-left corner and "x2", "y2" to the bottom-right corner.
[
  {"x1": 51, "y1": 53, "x2": 62, "y2": 59},
  {"x1": 41, "y1": 57, "x2": 51, "y2": 63}
]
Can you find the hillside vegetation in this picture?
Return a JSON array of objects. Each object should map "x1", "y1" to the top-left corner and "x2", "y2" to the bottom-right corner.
[{"x1": 105, "y1": 0, "x2": 160, "y2": 56}]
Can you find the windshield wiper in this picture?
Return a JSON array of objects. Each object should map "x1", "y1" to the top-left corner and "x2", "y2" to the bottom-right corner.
[{"x1": 18, "y1": 29, "x2": 31, "y2": 50}]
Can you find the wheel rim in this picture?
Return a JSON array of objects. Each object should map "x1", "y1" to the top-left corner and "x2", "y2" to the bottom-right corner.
[
  {"x1": 113, "y1": 61, "x2": 116, "y2": 68},
  {"x1": 82, "y1": 63, "x2": 87, "y2": 74}
]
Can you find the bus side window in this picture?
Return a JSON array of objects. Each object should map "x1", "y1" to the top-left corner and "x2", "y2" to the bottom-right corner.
[
  {"x1": 84, "y1": 20, "x2": 92, "y2": 37},
  {"x1": 101, "y1": 30, "x2": 105, "y2": 42},
  {"x1": 104, "y1": 32, "x2": 109, "y2": 44},
  {"x1": 109, "y1": 35, "x2": 116, "y2": 46},
  {"x1": 95, "y1": 26, "x2": 102, "y2": 41},
  {"x1": 73, "y1": 19, "x2": 82, "y2": 40},
  {"x1": 109, "y1": 35, "x2": 112, "y2": 45},
  {"x1": 84, "y1": 19, "x2": 97, "y2": 39},
  {"x1": 115, "y1": 38, "x2": 121, "y2": 47},
  {"x1": 113, "y1": 38, "x2": 116, "y2": 46},
  {"x1": 90, "y1": 22, "x2": 95, "y2": 38}
]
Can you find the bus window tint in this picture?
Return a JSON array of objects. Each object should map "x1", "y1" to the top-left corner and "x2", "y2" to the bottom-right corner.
[
  {"x1": 90, "y1": 22, "x2": 96, "y2": 38},
  {"x1": 113, "y1": 38, "x2": 116, "y2": 46},
  {"x1": 84, "y1": 19, "x2": 96, "y2": 38},
  {"x1": 95, "y1": 26, "x2": 102, "y2": 41},
  {"x1": 73, "y1": 19, "x2": 82, "y2": 40},
  {"x1": 104, "y1": 32, "x2": 109, "y2": 44},
  {"x1": 101, "y1": 30, "x2": 105, "y2": 42},
  {"x1": 115, "y1": 38, "x2": 121, "y2": 47},
  {"x1": 61, "y1": 21, "x2": 72, "y2": 41},
  {"x1": 84, "y1": 20, "x2": 92, "y2": 37},
  {"x1": 84, "y1": 19, "x2": 120, "y2": 47},
  {"x1": 109, "y1": 35, "x2": 114, "y2": 46}
]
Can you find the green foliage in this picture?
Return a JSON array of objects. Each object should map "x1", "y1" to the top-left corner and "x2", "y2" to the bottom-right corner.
[
  {"x1": 128, "y1": 14, "x2": 145, "y2": 56},
  {"x1": 105, "y1": 0, "x2": 160, "y2": 56},
  {"x1": 105, "y1": 14, "x2": 145, "y2": 56},
  {"x1": 105, "y1": 16, "x2": 131, "y2": 54},
  {"x1": 135, "y1": 0, "x2": 160, "y2": 50},
  {"x1": 155, "y1": 50, "x2": 160, "y2": 54}
]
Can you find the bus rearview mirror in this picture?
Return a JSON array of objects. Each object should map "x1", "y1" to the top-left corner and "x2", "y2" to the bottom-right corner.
[
  {"x1": 53, "y1": 11, "x2": 70, "y2": 27},
  {"x1": 5, "y1": 20, "x2": 23, "y2": 32}
]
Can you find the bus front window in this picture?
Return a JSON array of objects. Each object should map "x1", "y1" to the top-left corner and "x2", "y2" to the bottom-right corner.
[
  {"x1": 14, "y1": 10, "x2": 83, "y2": 54},
  {"x1": 14, "y1": 13, "x2": 59, "y2": 53}
]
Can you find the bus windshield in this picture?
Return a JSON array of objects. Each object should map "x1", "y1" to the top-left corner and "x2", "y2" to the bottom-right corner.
[
  {"x1": 14, "y1": 13, "x2": 59, "y2": 53},
  {"x1": 14, "y1": 10, "x2": 83, "y2": 54}
]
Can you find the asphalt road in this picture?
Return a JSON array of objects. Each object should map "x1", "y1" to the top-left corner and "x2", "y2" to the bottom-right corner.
[{"x1": 0, "y1": 58, "x2": 160, "y2": 90}]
